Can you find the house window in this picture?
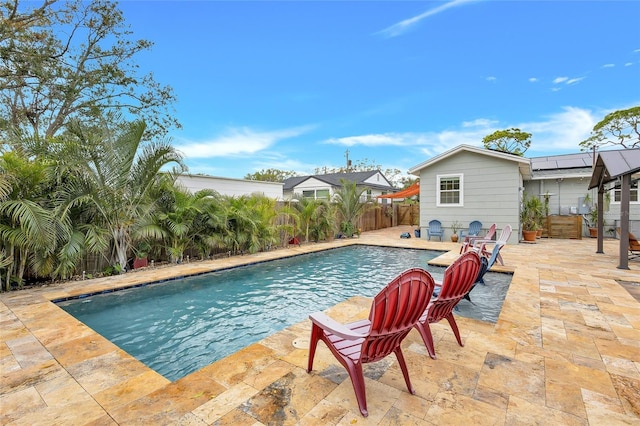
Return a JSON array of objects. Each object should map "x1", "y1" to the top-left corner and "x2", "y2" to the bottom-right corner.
[
  {"x1": 302, "y1": 189, "x2": 330, "y2": 200},
  {"x1": 366, "y1": 189, "x2": 372, "y2": 201},
  {"x1": 613, "y1": 181, "x2": 639, "y2": 203},
  {"x1": 316, "y1": 189, "x2": 330, "y2": 200},
  {"x1": 437, "y1": 174, "x2": 463, "y2": 206}
]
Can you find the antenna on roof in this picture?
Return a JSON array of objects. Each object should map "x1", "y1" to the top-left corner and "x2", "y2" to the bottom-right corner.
[{"x1": 345, "y1": 149, "x2": 351, "y2": 172}]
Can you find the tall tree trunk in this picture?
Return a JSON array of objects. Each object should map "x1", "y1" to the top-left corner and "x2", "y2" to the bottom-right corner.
[{"x1": 113, "y1": 227, "x2": 128, "y2": 271}]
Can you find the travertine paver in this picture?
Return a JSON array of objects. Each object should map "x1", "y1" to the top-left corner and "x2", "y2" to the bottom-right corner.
[{"x1": 1, "y1": 226, "x2": 639, "y2": 425}]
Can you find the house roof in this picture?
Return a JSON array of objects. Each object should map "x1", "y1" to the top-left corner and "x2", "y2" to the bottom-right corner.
[
  {"x1": 529, "y1": 152, "x2": 595, "y2": 180},
  {"x1": 408, "y1": 144, "x2": 531, "y2": 178},
  {"x1": 282, "y1": 171, "x2": 394, "y2": 192},
  {"x1": 530, "y1": 152, "x2": 594, "y2": 170},
  {"x1": 588, "y1": 148, "x2": 640, "y2": 189}
]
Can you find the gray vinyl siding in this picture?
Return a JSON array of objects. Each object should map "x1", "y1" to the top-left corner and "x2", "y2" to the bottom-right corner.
[
  {"x1": 525, "y1": 177, "x2": 640, "y2": 236},
  {"x1": 418, "y1": 151, "x2": 521, "y2": 244}
]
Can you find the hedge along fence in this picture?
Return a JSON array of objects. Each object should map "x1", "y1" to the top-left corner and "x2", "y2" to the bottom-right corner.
[{"x1": 72, "y1": 202, "x2": 414, "y2": 279}]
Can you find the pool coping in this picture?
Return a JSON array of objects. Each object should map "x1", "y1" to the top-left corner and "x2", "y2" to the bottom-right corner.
[{"x1": 2, "y1": 226, "x2": 638, "y2": 425}]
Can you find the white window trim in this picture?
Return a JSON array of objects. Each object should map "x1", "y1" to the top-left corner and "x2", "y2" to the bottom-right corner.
[
  {"x1": 611, "y1": 182, "x2": 639, "y2": 204},
  {"x1": 611, "y1": 191, "x2": 639, "y2": 204},
  {"x1": 436, "y1": 173, "x2": 463, "y2": 207}
]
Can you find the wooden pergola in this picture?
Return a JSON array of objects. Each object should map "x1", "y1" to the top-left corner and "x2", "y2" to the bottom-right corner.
[{"x1": 588, "y1": 148, "x2": 640, "y2": 269}]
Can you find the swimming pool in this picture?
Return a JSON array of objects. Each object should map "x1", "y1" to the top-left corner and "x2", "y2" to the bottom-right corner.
[{"x1": 58, "y1": 245, "x2": 511, "y2": 381}]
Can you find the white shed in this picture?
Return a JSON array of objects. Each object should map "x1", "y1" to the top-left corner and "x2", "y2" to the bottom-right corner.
[{"x1": 174, "y1": 174, "x2": 284, "y2": 200}]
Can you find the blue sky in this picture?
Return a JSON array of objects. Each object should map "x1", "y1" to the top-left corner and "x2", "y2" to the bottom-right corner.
[{"x1": 120, "y1": 0, "x2": 640, "y2": 183}]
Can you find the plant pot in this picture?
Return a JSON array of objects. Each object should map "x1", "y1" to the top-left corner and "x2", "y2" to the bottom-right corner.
[
  {"x1": 522, "y1": 230, "x2": 537, "y2": 242},
  {"x1": 451, "y1": 234, "x2": 459, "y2": 242},
  {"x1": 133, "y1": 257, "x2": 148, "y2": 269},
  {"x1": 536, "y1": 229, "x2": 543, "y2": 239},
  {"x1": 589, "y1": 228, "x2": 597, "y2": 238}
]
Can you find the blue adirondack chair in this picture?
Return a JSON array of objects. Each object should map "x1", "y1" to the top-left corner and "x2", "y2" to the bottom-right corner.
[
  {"x1": 460, "y1": 220, "x2": 482, "y2": 238},
  {"x1": 427, "y1": 220, "x2": 443, "y2": 241}
]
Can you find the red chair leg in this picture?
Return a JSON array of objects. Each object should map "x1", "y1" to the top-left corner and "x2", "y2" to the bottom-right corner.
[
  {"x1": 345, "y1": 362, "x2": 368, "y2": 417},
  {"x1": 414, "y1": 321, "x2": 437, "y2": 359},
  {"x1": 307, "y1": 324, "x2": 321, "y2": 372},
  {"x1": 394, "y1": 348, "x2": 415, "y2": 394},
  {"x1": 445, "y1": 314, "x2": 464, "y2": 347}
]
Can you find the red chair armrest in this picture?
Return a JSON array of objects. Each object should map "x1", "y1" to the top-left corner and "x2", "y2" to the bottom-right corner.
[{"x1": 309, "y1": 312, "x2": 370, "y2": 340}]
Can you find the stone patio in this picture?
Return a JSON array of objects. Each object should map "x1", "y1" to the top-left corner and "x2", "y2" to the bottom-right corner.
[{"x1": 1, "y1": 225, "x2": 639, "y2": 425}]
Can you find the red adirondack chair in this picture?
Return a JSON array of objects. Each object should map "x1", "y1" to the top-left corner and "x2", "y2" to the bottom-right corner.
[
  {"x1": 307, "y1": 268, "x2": 435, "y2": 417},
  {"x1": 414, "y1": 251, "x2": 482, "y2": 359}
]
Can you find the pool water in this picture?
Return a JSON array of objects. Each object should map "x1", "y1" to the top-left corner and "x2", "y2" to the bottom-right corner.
[{"x1": 58, "y1": 245, "x2": 511, "y2": 381}]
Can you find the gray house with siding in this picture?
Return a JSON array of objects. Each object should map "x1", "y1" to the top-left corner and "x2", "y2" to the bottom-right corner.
[
  {"x1": 409, "y1": 145, "x2": 528, "y2": 244},
  {"x1": 409, "y1": 145, "x2": 640, "y2": 243}
]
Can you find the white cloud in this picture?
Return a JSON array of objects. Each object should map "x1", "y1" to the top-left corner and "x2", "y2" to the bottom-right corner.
[
  {"x1": 175, "y1": 125, "x2": 313, "y2": 158},
  {"x1": 566, "y1": 77, "x2": 585, "y2": 85},
  {"x1": 552, "y1": 76, "x2": 585, "y2": 86},
  {"x1": 518, "y1": 107, "x2": 597, "y2": 152},
  {"x1": 376, "y1": 0, "x2": 480, "y2": 38},
  {"x1": 602, "y1": 63, "x2": 615, "y2": 68},
  {"x1": 625, "y1": 62, "x2": 633, "y2": 67},
  {"x1": 529, "y1": 77, "x2": 538, "y2": 83},
  {"x1": 486, "y1": 76, "x2": 497, "y2": 82},
  {"x1": 324, "y1": 133, "x2": 422, "y2": 147},
  {"x1": 324, "y1": 107, "x2": 603, "y2": 161},
  {"x1": 462, "y1": 118, "x2": 498, "y2": 128}
]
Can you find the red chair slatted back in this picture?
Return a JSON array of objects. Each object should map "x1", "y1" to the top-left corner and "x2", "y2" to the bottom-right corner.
[
  {"x1": 361, "y1": 268, "x2": 434, "y2": 363},
  {"x1": 426, "y1": 251, "x2": 481, "y2": 323}
]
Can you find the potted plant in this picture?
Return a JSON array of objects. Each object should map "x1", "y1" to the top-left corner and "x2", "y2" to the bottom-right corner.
[
  {"x1": 450, "y1": 220, "x2": 462, "y2": 242},
  {"x1": 410, "y1": 208, "x2": 421, "y2": 238},
  {"x1": 133, "y1": 241, "x2": 151, "y2": 269},
  {"x1": 587, "y1": 208, "x2": 598, "y2": 238},
  {"x1": 521, "y1": 194, "x2": 543, "y2": 242}
]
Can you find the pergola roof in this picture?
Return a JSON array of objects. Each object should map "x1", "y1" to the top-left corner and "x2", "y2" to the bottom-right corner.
[
  {"x1": 587, "y1": 148, "x2": 640, "y2": 269},
  {"x1": 588, "y1": 148, "x2": 640, "y2": 189}
]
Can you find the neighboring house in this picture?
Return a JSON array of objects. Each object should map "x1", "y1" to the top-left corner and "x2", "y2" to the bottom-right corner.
[
  {"x1": 174, "y1": 174, "x2": 284, "y2": 200},
  {"x1": 282, "y1": 171, "x2": 395, "y2": 203},
  {"x1": 408, "y1": 144, "x2": 640, "y2": 243}
]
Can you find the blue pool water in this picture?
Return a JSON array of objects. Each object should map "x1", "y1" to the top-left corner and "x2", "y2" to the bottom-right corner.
[{"x1": 58, "y1": 245, "x2": 511, "y2": 381}]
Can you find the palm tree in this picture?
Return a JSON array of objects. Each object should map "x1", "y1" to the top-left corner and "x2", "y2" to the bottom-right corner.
[
  {"x1": 309, "y1": 201, "x2": 336, "y2": 242},
  {"x1": 55, "y1": 118, "x2": 185, "y2": 271},
  {"x1": 152, "y1": 182, "x2": 217, "y2": 263},
  {"x1": 293, "y1": 195, "x2": 327, "y2": 243},
  {"x1": 333, "y1": 179, "x2": 374, "y2": 237},
  {"x1": 220, "y1": 194, "x2": 280, "y2": 254},
  {"x1": 0, "y1": 149, "x2": 58, "y2": 290}
]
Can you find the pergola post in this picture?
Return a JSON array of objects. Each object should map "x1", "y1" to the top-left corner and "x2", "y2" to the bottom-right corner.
[
  {"x1": 596, "y1": 187, "x2": 604, "y2": 254},
  {"x1": 618, "y1": 174, "x2": 631, "y2": 270}
]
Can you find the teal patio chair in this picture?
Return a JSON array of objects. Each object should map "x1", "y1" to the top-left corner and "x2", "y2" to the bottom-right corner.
[
  {"x1": 460, "y1": 220, "x2": 482, "y2": 238},
  {"x1": 427, "y1": 220, "x2": 443, "y2": 241}
]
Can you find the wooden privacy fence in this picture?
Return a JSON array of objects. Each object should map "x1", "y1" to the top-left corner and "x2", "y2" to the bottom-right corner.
[
  {"x1": 396, "y1": 204, "x2": 419, "y2": 226},
  {"x1": 356, "y1": 203, "x2": 418, "y2": 231}
]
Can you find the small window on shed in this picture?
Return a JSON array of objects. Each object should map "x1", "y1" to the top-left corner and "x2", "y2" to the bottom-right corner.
[
  {"x1": 437, "y1": 174, "x2": 463, "y2": 206},
  {"x1": 613, "y1": 181, "x2": 639, "y2": 203}
]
